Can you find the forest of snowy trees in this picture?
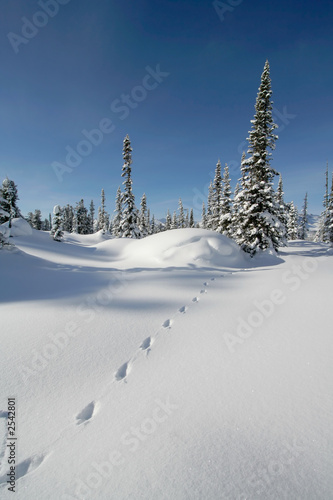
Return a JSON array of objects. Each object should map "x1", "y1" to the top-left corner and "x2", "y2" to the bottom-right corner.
[{"x1": 1, "y1": 61, "x2": 333, "y2": 254}]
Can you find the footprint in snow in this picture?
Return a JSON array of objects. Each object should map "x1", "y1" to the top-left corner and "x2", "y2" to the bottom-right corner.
[
  {"x1": 162, "y1": 319, "x2": 173, "y2": 329},
  {"x1": 192, "y1": 297, "x2": 199, "y2": 303},
  {"x1": 210, "y1": 277, "x2": 215, "y2": 281},
  {"x1": 179, "y1": 306, "x2": 187, "y2": 314},
  {"x1": 200, "y1": 289, "x2": 207, "y2": 294},
  {"x1": 115, "y1": 362, "x2": 130, "y2": 382},
  {"x1": 76, "y1": 401, "x2": 96, "y2": 425},
  {"x1": 203, "y1": 282, "x2": 209, "y2": 287},
  {"x1": 140, "y1": 337, "x2": 152, "y2": 351},
  {"x1": 0, "y1": 454, "x2": 46, "y2": 485}
]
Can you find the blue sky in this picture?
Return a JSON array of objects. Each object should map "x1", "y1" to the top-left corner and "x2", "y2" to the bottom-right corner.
[{"x1": 1, "y1": 0, "x2": 332, "y2": 221}]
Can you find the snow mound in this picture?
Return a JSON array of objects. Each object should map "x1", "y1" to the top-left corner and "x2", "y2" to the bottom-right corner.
[
  {"x1": 96, "y1": 228, "x2": 247, "y2": 269},
  {"x1": 63, "y1": 229, "x2": 113, "y2": 246},
  {"x1": 0, "y1": 217, "x2": 32, "y2": 237}
]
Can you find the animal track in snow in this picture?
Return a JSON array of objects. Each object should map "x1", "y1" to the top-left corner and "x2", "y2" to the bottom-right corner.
[
  {"x1": 162, "y1": 319, "x2": 173, "y2": 329},
  {"x1": 200, "y1": 289, "x2": 207, "y2": 294},
  {"x1": 192, "y1": 297, "x2": 199, "y2": 303},
  {"x1": 203, "y1": 282, "x2": 209, "y2": 287},
  {"x1": 140, "y1": 337, "x2": 152, "y2": 351},
  {"x1": 179, "y1": 305, "x2": 188, "y2": 314},
  {"x1": 76, "y1": 401, "x2": 96, "y2": 425},
  {"x1": 0, "y1": 454, "x2": 46, "y2": 485},
  {"x1": 210, "y1": 277, "x2": 215, "y2": 281},
  {"x1": 115, "y1": 361, "x2": 130, "y2": 381}
]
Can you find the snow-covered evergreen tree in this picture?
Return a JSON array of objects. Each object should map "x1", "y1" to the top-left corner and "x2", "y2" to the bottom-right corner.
[
  {"x1": 211, "y1": 160, "x2": 222, "y2": 231},
  {"x1": 0, "y1": 193, "x2": 10, "y2": 246},
  {"x1": 315, "y1": 166, "x2": 331, "y2": 243},
  {"x1": 89, "y1": 200, "x2": 95, "y2": 234},
  {"x1": 112, "y1": 186, "x2": 122, "y2": 237},
  {"x1": 63, "y1": 204, "x2": 74, "y2": 233},
  {"x1": 26, "y1": 212, "x2": 34, "y2": 227},
  {"x1": 165, "y1": 209, "x2": 172, "y2": 231},
  {"x1": 189, "y1": 208, "x2": 194, "y2": 228},
  {"x1": 319, "y1": 174, "x2": 333, "y2": 244},
  {"x1": 233, "y1": 61, "x2": 282, "y2": 255},
  {"x1": 0, "y1": 177, "x2": 21, "y2": 227},
  {"x1": 97, "y1": 189, "x2": 109, "y2": 234},
  {"x1": 147, "y1": 209, "x2": 151, "y2": 234},
  {"x1": 286, "y1": 202, "x2": 299, "y2": 240},
  {"x1": 51, "y1": 205, "x2": 63, "y2": 241},
  {"x1": 231, "y1": 153, "x2": 247, "y2": 241},
  {"x1": 274, "y1": 174, "x2": 288, "y2": 245},
  {"x1": 120, "y1": 135, "x2": 141, "y2": 238},
  {"x1": 32, "y1": 209, "x2": 42, "y2": 230},
  {"x1": 178, "y1": 198, "x2": 185, "y2": 228},
  {"x1": 171, "y1": 211, "x2": 178, "y2": 229},
  {"x1": 206, "y1": 181, "x2": 214, "y2": 230},
  {"x1": 298, "y1": 192, "x2": 308, "y2": 240},
  {"x1": 201, "y1": 202, "x2": 207, "y2": 229},
  {"x1": 74, "y1": 199, "x2": 90, "y2": 234},
  {"x1": 185, "y1": 209, "x2": 189, "y2": 228},
  {"x1": 139, "y1": 193, "x2": 149, "y2": 237},
  {"x1": 41, "y1": 218, "x2": 50, "y2": 231},
  {"x1": 150, "y1": 214, "x2": 156, "y2": 234},
  {"x1": 218, "y1": 164, "x2": 232, "y2": 236}
]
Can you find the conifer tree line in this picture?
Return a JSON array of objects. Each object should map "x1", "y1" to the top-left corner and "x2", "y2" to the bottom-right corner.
[{"x1": 1, "y1": 61, "x2": 333, "y2": 253}]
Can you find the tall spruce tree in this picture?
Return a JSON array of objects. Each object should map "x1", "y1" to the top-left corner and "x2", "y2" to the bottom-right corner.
[
  {"x1": 89, "y1": 200, "x2": 95, "y2": 234},
  {"x1": 189, "y1": 208, "x2": 194, "y2": 228},
  {"x1": 42, "y1": 218, "x2": 50, "y2": 231},
  {"x1": 315, "y1": 166, "x2": 331, "y2": 242},
  {"x1": 234, "y1": 61, "x2": 282, "y2": 255},
  {"x1": 206, "y1": 182, "x2": 214, "y2": 230},
  {"x1": 211, "y1": 160, "x2": 222, "y2": 231},
  {"x1": 63, "y1": 204, "x2": 74, "y2": 233},
  {"x1": 98, "y1": 189, "x2": 109, "y2": 234},
  {"x1": 113, "y1": 186, "x2": 123, "y2": 237},
  {"x1": 275, "y1": 174, "x2": 288, "y2": 245},
  {"x1": 165, "y1": 209, "x2": 172, "y2": 231},
  {"x1": 178, "y1": 198, "x2": 185, "y2": 228},
  {"x1": 231, "y1": 152, "x2": 247, "y2": 241},
  {"x1": 298, "y1": 192, "x2": 308, "y2": 240},
  {"x1": 75, "y1": 199, "x2": 90, "y2": 234},
  {"x1": 139, "y1": 193, "x2": 149, "y2": 237},
  {"x1": 286, "y1": 202, "x2": 299, "y2": 240},
  {"x1": 201, "y1": 202, "x2": 207, "y2": 229},
  {"x1": 218, "y1": 164, "x2": 232, "y2": 236},
  {"x1": 120, "y1": 135, "x2": 141, "y2": 238},
  {"x1": 51, "y1": 205, "x2": 63, "y2": 241},
  {"x1": 185, "y1": 209, "x2": 189, "y2": 228},
  {"x1": 0, "y1": 177, "x2": 21, "y2": 227},
  {"x1": 32, "y1": 209, "x2": 42, "y2": 230},
  {"x1": 0, "y1": 193, "x2": 10, "y2": 245},
  {"x1": 171, "y1": 211, "x2": 178, "y2": 229},
  {"x1": 150, "y1": 214, "x2": 156, "y2": 234}
]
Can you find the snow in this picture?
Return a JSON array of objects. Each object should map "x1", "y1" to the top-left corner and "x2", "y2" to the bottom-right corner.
[
  {"x1": 0, "y1": 220, "x2": 332, "y2": 499},
  {"x1": 0, "y1": 218, "x2": 32, "y2": 238}
]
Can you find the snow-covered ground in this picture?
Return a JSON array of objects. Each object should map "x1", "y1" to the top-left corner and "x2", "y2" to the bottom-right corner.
[{"x1": 0, "y1": 220, "x2": 332, "y2": 499}]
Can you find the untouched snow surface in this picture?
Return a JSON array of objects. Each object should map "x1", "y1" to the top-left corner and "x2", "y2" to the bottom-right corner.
[{"x1": 0, "y1": 221, "x2": 332, "y2": 499}]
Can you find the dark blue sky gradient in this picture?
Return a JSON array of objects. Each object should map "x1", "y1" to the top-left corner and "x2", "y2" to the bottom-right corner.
[{"x1": 1, "y1": 0, "x2": 332, "y2": 220}]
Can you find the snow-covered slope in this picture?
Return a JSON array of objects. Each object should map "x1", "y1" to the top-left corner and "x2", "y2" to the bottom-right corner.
[{"x1": 0, "y1": 221, "x2": 332, "y2": 499}]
